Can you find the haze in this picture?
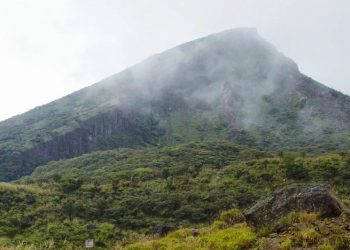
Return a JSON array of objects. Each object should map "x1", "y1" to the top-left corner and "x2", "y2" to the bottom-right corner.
[{"x1": 0, "y1": 0, "x2": 349, "y2": 121}]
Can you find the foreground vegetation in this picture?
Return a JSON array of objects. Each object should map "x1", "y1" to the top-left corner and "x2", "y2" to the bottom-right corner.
[
  {"x1": 124, "y1": 209, "x2": 350, "y2": 250},
  {"x1": 1, "y1": 141, "x2": 350, "y2": 248}
]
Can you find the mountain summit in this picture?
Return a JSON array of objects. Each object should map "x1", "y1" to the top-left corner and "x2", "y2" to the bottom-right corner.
[{"x1": 1, "y1": 28, "x2": 350, "y2": 180}]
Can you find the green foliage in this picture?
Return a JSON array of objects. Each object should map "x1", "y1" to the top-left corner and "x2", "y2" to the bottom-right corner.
[
  {"x1": 319, "y1": 242, "x2": 335, "y2": 250},
  {"x1": 295, "y1": 228, "x2": 320, "y2": 247},
  {"x1": 219, "y1": 208, "x2": 245, "y2": 225},
  {"x1": 257, "y1": 226, "x2": 272, "y2": 237},
  {"x1": 2, "y1": 142, "x2": 350, "y2": 248},
  {"x1": 333, "y1": 236, "x2": 350, "y2": 250},
  {"x1": 203, "y1": 224, "x2": 256, "y2": 250},
  {"x1": 285, "y1": 163, "x2": 310, "y2": 180},
  {"x1": 60, "y1": 178, "x2": 83, "y2": 193},
  {"x1": 279, "y1": 237, "x2": 293, "y2": 250},
  {"x1": 126, "y1": 223, "x2": 256, "y2": 250},
  {"x1": 276, "y1": 212, "x2": 318, "y2": 229}
]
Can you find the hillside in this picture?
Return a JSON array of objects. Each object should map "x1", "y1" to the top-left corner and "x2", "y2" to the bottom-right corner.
[
  {"x1": 124, "y1": 209, "x2": 350, "y2": 250},
  {"x1": 1, "y1": 28, "x2": 350, "y2": 181},
  {"x1": 124, "y1": 184, "x2": 350, "y2": 250},
  {"x1": 1, "y1": 142, "x2": 350, "y2": 248}
]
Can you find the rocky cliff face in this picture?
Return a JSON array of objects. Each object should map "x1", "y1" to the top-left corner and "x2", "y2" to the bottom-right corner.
[
  {"x1": 0, "y1": 108, "x2": 163, "y2": 180},
  {"x1": 1, "y1": 28, "x2": 350, "y2": 180}
]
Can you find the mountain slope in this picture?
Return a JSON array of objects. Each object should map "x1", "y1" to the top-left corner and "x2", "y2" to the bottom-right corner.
[
  {"x1": 2, "y1": 141, "x2": 350, "y2": 248},
  {"x1": 1, "y1": 28, "x2": 350, "y2": 180}
]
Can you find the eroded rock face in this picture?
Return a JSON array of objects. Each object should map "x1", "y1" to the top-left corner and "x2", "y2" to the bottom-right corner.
[{"x1": 245, "y1": 184, "x2": 346, "y2": 227}]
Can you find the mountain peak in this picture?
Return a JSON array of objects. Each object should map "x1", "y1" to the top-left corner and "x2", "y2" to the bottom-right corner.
[{"x1": 212, "y1": 27, "x2": 259, "y2": 37}]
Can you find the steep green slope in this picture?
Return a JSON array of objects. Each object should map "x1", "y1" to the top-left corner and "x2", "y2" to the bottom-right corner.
[
  {"x1": 1, "y1": 142, "x2": 350, "y2": 248},
  {"x1": 1, "y1": 28, "x2": 350, "y2": 181}
]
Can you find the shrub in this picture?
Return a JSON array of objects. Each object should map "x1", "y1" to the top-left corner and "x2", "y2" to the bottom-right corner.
[
  {"x1": 211, "y1": 220, "x2": 226, "y2": 230},
  {"x1": 204, "y1": 224, "x2": 256, "y2": 250},
  {"x1": 280, "y1": 237, "x2": 293, "y2": 250},
  {"x1": 285, "y1": 163, "x2": 310, "y2": 180},
  {"x1": 295, "y1": 228, "x2": 320, "y2": 247},
  {"x1": 219, "y1": 208, "x2": 245, "y2": 225},
  {"x1": 257, "y1": 226, "x2": 271, "y2": 237},
  {"x1": 333, "y1": 236, "x2": 350, "y2": 250},
  {"x1": 60, "y1": 178, "x2": 83, "y2": 193},
  {"x1": 276, "y1": 212, "x2": 317, "y2": 229},
  {"x1": 319, "y1": 242, "x2": 335, "y2": 250},
  {"x1": 298, "y1": 212, "x2": 318, "y2": 224},
  {"x1": 281, "y1": 153, "x2": 297, "y2": 167}
]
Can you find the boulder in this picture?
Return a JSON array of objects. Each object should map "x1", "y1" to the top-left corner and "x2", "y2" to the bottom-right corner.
[{"x1": 245, "y1": 184, "x2": 347, "y2": 227}]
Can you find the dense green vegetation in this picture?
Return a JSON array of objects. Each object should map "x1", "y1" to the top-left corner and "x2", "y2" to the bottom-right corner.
[{"x1": 1, "y1": 141, "x2": 350, "y2": 249}]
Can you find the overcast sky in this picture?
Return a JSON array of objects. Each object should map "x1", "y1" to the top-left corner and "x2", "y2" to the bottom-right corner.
[{"x1": 0, "y1": 0, "x2": 349, "y2": 121}]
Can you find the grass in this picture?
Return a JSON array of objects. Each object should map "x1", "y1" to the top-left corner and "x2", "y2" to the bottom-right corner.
[
  {"x1": 276, "y1": 211, "x2": 318, "y2": 229},
  {"x1": 125, "y1": 224, "x2": 256, "y2": 250},
  {"x1": 333, "y1": 236, "x2": 350, "y2": 250},
  {"x1": 219, "y1": 208, "x2": 245, "y2": 225},
  {"x1": 124, "y1": 209, "x2": 255, "y2": 250},
  {"x1": 295, "y1": 228, "x2": 321, "y2": 247},
  {"x1": 0, "y1": 240, "x2": 55, "y2": 250},
  {"x1": 279, "y1": 238, "x2": 293, "y2": 250},
  {"x1": 124, "y1": 210, "x2": 350, "y2": 250},
  {"x1": 0, "y1": 182, "x2": 43, "y2": 194},
  {"x1": 319, "y1": 242, "x2": 335, "y2": 250}
]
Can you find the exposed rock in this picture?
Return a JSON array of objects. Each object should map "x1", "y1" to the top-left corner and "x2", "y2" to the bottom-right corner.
[
  {"x1": 6, "y1": 108, "x2": 164, "y2": 180},
  {"x1": 245, "y1": 184, "x2": 347, "y2": 227}
]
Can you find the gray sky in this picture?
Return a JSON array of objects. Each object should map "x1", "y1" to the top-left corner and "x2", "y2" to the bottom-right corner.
[{"x1": 0, "y1": 0, "x2": 349, "y2": 121}]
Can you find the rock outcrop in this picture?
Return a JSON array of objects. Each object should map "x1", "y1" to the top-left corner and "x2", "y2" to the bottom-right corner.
[{"x1": 245, "y1": 184, "x2": 347, "y2": 227}]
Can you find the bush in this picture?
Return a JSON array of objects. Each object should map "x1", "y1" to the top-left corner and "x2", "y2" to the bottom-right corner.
[
  {"x1": 276, "y1": 212, "x2": 317, "y2": 230},
  {"x1": 61, "y1": 179, "x2": 83, "y2": 193},
  {"x1": 319, "y1": 242, "x2": 335, "y2": 250},
  {"x1": 204, "y1": 224, "x2": 256, "y2": 250},
  {"x1": 298, "y1": 212, "x2": 318, "y2": 224},
  {"x1": 211, "y1": 220, "x2": 226, "y2": 230},
  {"x1": 333, "y1": 236, "x2": 350, "y2": 250},
  {"x1": 257, "y1": 226, "x2": 271, "y2": 237},
  {"x1": 219, "y1": 209, "x2": 245, "y2": 225},
  {"x1": 295, "y1": 228, "x2": 320, "y2": 247},
  {"x1": 286, "y1": 164, "x2": 310, "y2": 180},
  {"x1": 280, "y1": 237, "x2": 293, "y2": 250}
]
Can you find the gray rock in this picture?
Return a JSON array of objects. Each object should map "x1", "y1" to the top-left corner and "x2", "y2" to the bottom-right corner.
[{"x1": 245, "y1": 184, "x2": 347, "y2": 227}]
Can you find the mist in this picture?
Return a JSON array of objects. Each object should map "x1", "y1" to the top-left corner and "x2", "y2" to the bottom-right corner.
[{"x1": 0, "y1": 0, "x2": 349, "y2": 121}]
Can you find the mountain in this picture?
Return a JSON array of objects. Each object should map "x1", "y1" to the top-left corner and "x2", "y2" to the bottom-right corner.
[{"x1": 1, "y1": 28, "x2": 350, "y2": 181}]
